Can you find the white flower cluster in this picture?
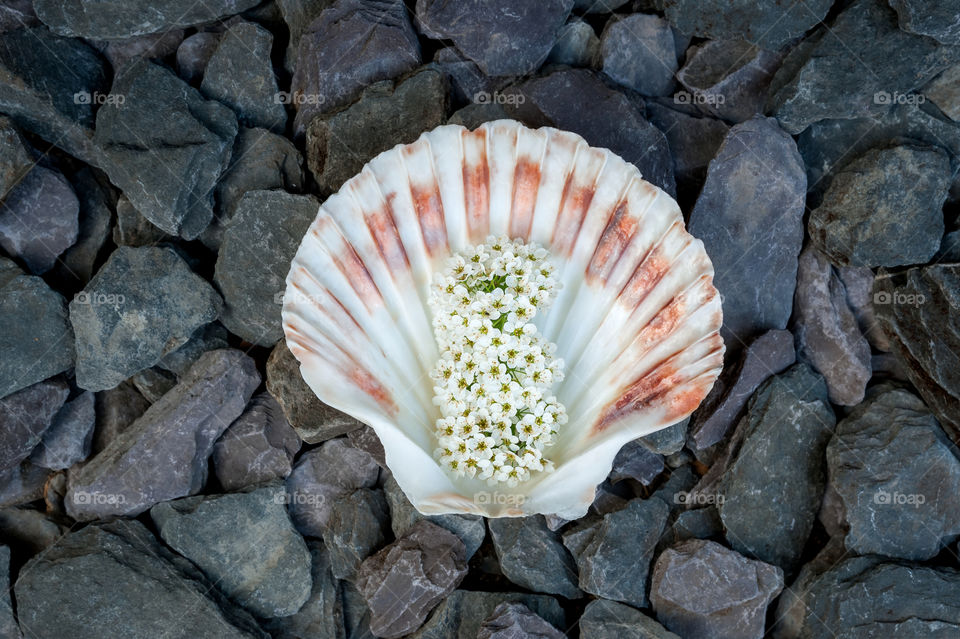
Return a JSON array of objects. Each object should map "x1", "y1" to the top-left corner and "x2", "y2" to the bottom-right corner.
[{"x1": 429, "y1": 236, "x2": 568, "y2": 486}]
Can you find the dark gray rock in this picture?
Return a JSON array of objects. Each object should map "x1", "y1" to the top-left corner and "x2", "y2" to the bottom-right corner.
[
  {"x1": 488, "y1": 516, "x2": 581, "y2": 598},
  {"x1": 98, "y1": 29, "x2": 186, "y2": 72},
  {"x1": 0, "y1": 546, "x2": 20, "y2": 639},
  {"x1": 573, "y1": 0, "x2": 628, "y2": 12},
  {"x1": 477, "y1": 602, "x2": 565, "y2": 639},
  {"x1": 214, "y1": 190, "x2": 317, "y2": 345},
  {"x1": 267, "y1": 341, "x2": 365, "y2": 443},
  {"x1": 793, "y1": 247, "x2": 872, "y2": 406},
  {"x1": 55, "y1": 168, "x2": 114, "y2": 287},
  {"x1": 176, "y1": 31, "x2": 221, "y2": 84},
  {"x1": 263, "y1": 540, "x2": 345, "y2": 639},
  {"x1": 687, "y1": 116, "x2": 806, "y2": 348},
  {"x1": 661, "y1": 507, "x2": 724, "y2": 550},
  {"x1": 0, "y1": 259, "x2": 74, "y2": 399},
  {"x1": 447, "y1": 103, "x2": 510, "y2": 130},
  {"x1": 890, "y1": 0, "x2": 960, "y2": 44},
  {"x1": 92, "y1": 380, "x2": 148, "y2": 454},
  {"x1": 640, "y1": 418, "x2": 688, "y2": 455},
  {"x1": 291, "y1": 0, "x2": 421, "y2": 135},
  {"x1": 151, "y1": 482, "x2": 312, "y2": 618},
  {"x1": 126, "y1": 368, "x2": 175, "y2": 404},
  {"x1": 156, "y1": 323, "x2": 229, "y2": 377},
  {"x1": 357, "y1": 520, "x2": 468, "y2": 638},
  {"x1": 14, "y1": 520, "x2": 266, "y2": 639},
  {"x1": 70, "y1": 246, "x2": 223, "y2": 391},
  {"x1": 579, "y1": 599, "x2": 680, "y2": 639},
  {"x1": 306, "y1": 67, "x2": 447, "y2": 193},
  {"x1": 651, "y1": 540, "x2": 784, "y2": 639},
  {"x1": 213, "y1": 393, "x2": 300, "y2": 491},
  {"x1": 646, "y1": 103, "x2": 727, "y2": 197},
  {"x1": 660, "y1": 0, "x2": 831, "y2": 49},
  {"x1": 0, "y1": 507, "x2": 66, "y2": 553},
  {"x1": 874, "y1": 265, "x2": 960, "y2": 440},
  {"x1": 609, "y1": 439, "x2": 665, "y2": 486},
  {"x1": 0, "y1": 0, "x2": 37, "y2": 32},
  {"x1": 546, "y1": 18, "x2": 598, "y2": 68},
  {"x1": 416, "y1": 0, "x2": 573, "y2": 77},
  {"x1": 324, "y1": 488, "x2": 390, "y2": 581},
  {"x1": 0, "y1": 116, "x2": 32, "y2": 200},
  {"x1": 433, "y1": 46, "x2": 510, "y2": 108},
  {"x1": 341, "y1": 580, "x2": 375, "y2": 638},
  {"x1": 93, "y1": 60, "x2": 237, "y2": 239},
  {"x1": 924, "y1": 65, "x2": 960, "y2": 121},
  {"x1": 347, "y1": 425, "x2": 386, "y2": 467},
  {"x1": 826, "y1": 387, "x2": 960, "y2": 560},
  {"x1": 0, "y1": 378, "x2": 68, "y2": 473},
  {"x1": 66, "y1": 349, "x2": 259, "y2": 520},
  {"x1": 201, "y1": 20, "x2": 285, "y2": 132},
  {"x1": 600, "y1": 14, "x2": 677, "y2": 96},
  {"x1": 0, "y1": 461, "x2": 51, "y2": 508},
  {"x1": 769, "y1": 0, "x2": 960, "y2": 134},
  {"x1": 565, "y1": 498, "x2": 669, "y2": 607},
  {"x1": 33, "y1": 0, "x2": 261, "y2": 39},
  {"x1": 837, "y1": 264, "x2": 888, "y2": 352},
  {"x1": 277, "y1": 0, "x2": 335, "y2": 73},
  {"x1": 809, "y1": 144, "x2": 950, "y2": 268},
  {"x1": 407, "y1": 591, "x2": 564, "y2": 639},
  {"x1": 30, "y1": 390, "x2": 95, "y2": 470},
  {"x1": 111, "y1": 196, "x2": 171, "y2": 247},
  {"x1": 717, "y1": 364, "x2": 835, "y2": 571}
]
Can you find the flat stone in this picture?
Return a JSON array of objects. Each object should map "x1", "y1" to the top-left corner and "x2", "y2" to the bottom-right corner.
[
  {"x1": 66, "y1": 349, "x2": 259, "y2": 520},
  {"x1": 639, "y1": 418, "x2": 688, "y2": 455},
  {"x1": 176, "y1": 31, "x2": 221, "y2": 84},
  {"x1": 546, "y1": 18, "x2": 598, "y2": 68},
  {"x1": 416, "y1": 0, "x2": 573, "y2": 77},
  {"x1": 651, "y1": 539, "x2": 784, "y2": 639},
  {"x1": 488, "y1": 515, "x2": 581, "y2": 599},
  {"x1": 687, "y1": 116, "x2": 806, "y2": 349},
  {"x1": 111, "y1": 196, "x2": 170, "y2": 247},
  {"x1": 579, "y1": 599, "x2": 680, "y2": 639},
  {"x1": 478, "y1": 602, "x2": 565, "y2": 639},
  {"x1": 30, "y1": 390, "x2": 95, "y2": 470},
  {"x1": 263, "y1": 540, "x2": 346, "y2": 639},
  {"x1": 70, "y1": 246, "x2": 223, "y2": 391},
  {"x1": 0, "y1": 378, "x2": 68, "y2": 474},
  {"x1": 151, "y1": 482, "x2": 312, "y2": 618},
  {"x1": 890, "y1": 0, "x2": 960, "y2": 44},
  {"x1": 407, "y1": 590, "x2": 565, "y2": 639},
  {"x1": 347, "y1": 425, "x2": 386, "y2": 466},
  {"x1": 324, "y1": 488, "x2": 390, "y2": 581},
  {"x1": 357, "y1": 520, "x2": 468, "y2": 638},
  {"x1": 660, "y1": 0, "x2": 831, "y2": 49},
  {"x1": 600, "y1": 14, "x2": 677, "y2": 96},
  {"x1": 924, "y1": 65, "x2": 960, "y2": 121}
]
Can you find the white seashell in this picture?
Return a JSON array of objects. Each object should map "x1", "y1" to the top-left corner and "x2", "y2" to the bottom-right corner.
[{"x1": 282, "y1": 120, "x2": 724, "y2": 519}]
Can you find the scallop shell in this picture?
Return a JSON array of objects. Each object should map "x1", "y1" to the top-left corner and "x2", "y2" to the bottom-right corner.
[{"x1": 282, "y1": 120, "x2": 724, "y2": 519}]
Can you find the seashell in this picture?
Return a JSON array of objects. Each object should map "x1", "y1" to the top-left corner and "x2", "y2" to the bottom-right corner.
[{"x1": 282, "y1": 120, "x2": 724, "y2": 519}]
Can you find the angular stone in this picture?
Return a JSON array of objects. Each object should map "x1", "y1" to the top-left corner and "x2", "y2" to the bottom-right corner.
[
  {"x1": 433, "y1": 46, "x2": 510, "y2": 108},
  {"x1": 0, "y1": 546, "x2": 19, "y2": 639},
  {"x1": 488, "y1": 516, "x2": 581, "y2": 598},
  {"x1": 30, "y1": 390, "x2": 95, "y2": 470},
  {"x1": 546, "y1": 18, "x2": 598, "y2": 68},
  {"x1": 277, "y1": 0, "x2": 335, "y2": 73},
  {"x1": 156, "y1": 323, "x2": 229, "y2": 377},
  {"x1": 201, "y1": 20, "x2": 285, "y2": 132},
  {"x1": 0, "y1": 0, "x2": 36, "y2": 32},
  {"x1": 660, "y1": 0, "x2": 832, "y2": 49},
  {"x1": 267, "y1": 341, "x2": 364, "y2": 443},
  {"x1": 639, "y1": 419, "x2": 688, "y2": 455},
  {"x1": 0, "y1": 116, "x2": 32, "y2": 200},
  {"x1": 263, "y1": 540, "x2": 345, "y2": 639},
  {"x1": 609, "y1": 440, "x2": 665, "y2": 486},
  {"x1": 92, "y1": 380, "x2": 148, "y2": 454},
  {"x1": 651, "y1": 540, "x2": 784, "y2": 639},
  {"x1": 0, "y1": 378, "x2": 69, "y2": 473},
  {"x1": 416, "y1": 0, "x2": 573, "y2": 77},
  {"x1": 357, "y1": 520, "x2": 468, "y2": 638},
  {"x1": 93, "y1": 60, "x2": 237, "y2": 239},
  {"x1": 55, "y1": 167, "x2": 114, "y2": 287},
  {"x1": 151, "y1": 482, "x2": 312, "y2": 618},
  {"x1": 579, "y1": 599, "x2": 680, "y2": 639},
  {"x1": 176, "y1": 31, "x2": 221, "y2": 84},
  {"x1": 687, "y1": 116, "x2": 806, "y2": 348},
  {"x1": 66, "y1": 349, "x2": 259, "y2": 520},
  {"x1": 478, "y1": 602, "x2": 565, "y2": 639},
  {"x1": 98, "y1": 29, "x2": 186, "y2": 72},
  {"x1": 0, "y1": 461, "x2": 50, "y2": 508},
  {"x1": 890, "y1": 0, "x2": 960, "y2": 44},
  {"x1": 347, "y1": 425, "x2": 386, "y2": 466},
  {"x1": 324, "y1": 488, "x2": 390, "y2": 581},
  {"x1": 924, "y1": 65, "x2": 960, "y2": 121},
  {"x1": 70, "y1": 246, "x2": 223, "y2": 391},
  {"x1": 407, "y1": 591, "x2": 565, "y2": 639},
  {"x1": 0, "y1": 507, "x2": 65, "y2": 553},
  {"x1": 290, "y1": 0, "x2": 421, "y2": 134},
  {"x1": 306, "y1": 67, "x2": 447, "y2": 193},
  {"x1": 447, "y1": 103, "x2": 510, "y2": 130},
  {"x1": 837, "y1": 264, "x2": 888, "y2": 352},
  {"x1": 600, "y1": 14, "x2": 677, "y2": 96},
  {"x1": 646, "y1": 103, "x2": 727, "y2": 199},
  {"x1": 111, "y1": 196, "x2": 170, "y2": 247},
  {"x1": 809, "y1": 144, "x2": 950, "y2": 267}
]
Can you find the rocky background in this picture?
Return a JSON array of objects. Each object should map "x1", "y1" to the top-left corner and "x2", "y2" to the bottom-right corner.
[{"x1": 0, "y1": 0, "x2": 958, "y2": 637}]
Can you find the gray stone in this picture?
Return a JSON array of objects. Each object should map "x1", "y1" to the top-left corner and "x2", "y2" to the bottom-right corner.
[
  {"x1": 769, "y1": 0, "x2": 960, "y2": 134},
  {"x1": 651, "y1": 540, "x2": 784, "y2": 639},
  {"x1": 92, "y1": 380, "x2": 148, "y2": 454},
  {"x1": 407, "y1": 590, "x2": 565, "y2": 639},
  {"x1": 640, "y1": 418, "x2": 688, "y2": 455},
  {"x1": 30, "y1": 390, "x2": 95, "y2": 470},
  {"x1": 342, "y1": 580, "x2": 375, "y2": 638},
  {"x1": 874, "y1": 265, "x2": 960, "y2": 440},
  {"x1": 0, "y1": 378, "x2": 68, "y2": 473},
  {"x1": 609, "y1": 439, "x2": 665, "y2": 486},
  {"x1": 277, "y1": 0, "x2": 335, "y2": 73},
  {"x1": 156, "y1": 323, "x2": 229, "y2": 377},
  {"x1": 215, "y1": 190, "x2": 317, "y2": 345},
  {"x1": 120, "y1": 369, "x2": 174, "y2": 408},
  {"x1": 357, "y1": 520, "x2": 468, "y2": 638},
  {"x1": 99, "y1": 29, "x2": 186, "y2": 72},
  {"x1": 600, "y1": 14, "x2": 677, "y2": 96},
  {"x1": 717, "y1": 364, "x2": 836, "y2": 571},
  {"x1": 646, "y1": 103, "x2": 727, "y2": 197},
  {"x1": 66, "y1": 349, "x2": 259, "y2": 520},
  {"x1": 286, "y1": 438, "x2": 380, "y2": 537},
  {"x1": 290, "y1": 0, "x2": 421, "y2": 134},
  {"x1": 837, "y1": 264, "x2": 888, "y2": 352},
  {"x1": 14, "y1": 520, "x2": 266, "y2": 639},
  {"x1": 579, "y1": 599, "x2": 680, "y2": 639},
  {"x1": 347, "y1": 425, "x2": 386, "y2": 467},
  {"x1": 477, "y1": 602, "x2": 565, "y2": 639},
  {"x1": 267, "y1": 341, "x2": 365, "y2": 443},
  {"x1": 924, "y1": 65, "x2": 960, "y2": 121},
  {"x1": 71, "y1": 246, "x2": 223, "y2": 391},
  {"x1": 93, "y1": 60, "x2": 237, "y2": 239},
  {"x1": 447, "y1": 103, "x2": 510, "y2": 130},
  {"x1": 177, "y1": 31, "x2": 221, "y2": 84},
  {"x1": 151, "y1": 482, "x2": 312, "y2": 618},
  {"x1": 33, "y1": 0, "x2": 261, "y2": 39},
  {"x1": 0, "y1": 546, "x2": 20, "y2": 639},
  {"x1": 111, "y1": 196, "x2": 170, "y2": 247},
  {"x1": 433, "y1": 46, "x2": 510, "y2": 108},
  {"x1": 306, "y1": 67, "x2": 447, "y2": 193},
  {"x1": 201, "y1": 20, "x2": 286, "y2": 132},
  {"x1": 826, "y1": 387, "x2": 960, "y2": 560},
  {"x1": 488, "y1": 516, "x2": 581, "y2": 598},
  {"x1": 0, "y1": 164, "x2": 78, "y2": 274},
  {"x1": 0, "y1": 461, "x2": 50, "y2": 508},
  {"x1": 263, "y1": 540, "x2": 345, "y2": 639},
  {"x1": 55, "y1": 168, "x2": 114, "y2": 287},
  {"x1": 793, "y1": 247, "x2": 872, "y2": 406},
  {"x1": 214, "y1": 393, "x2": 300, "y2": 491},
  {"x1": 660, "y1": 0, "x2": 832, "y2": 49},
  {"x1": 324, "y1": 488, "x2": 390, "y2": 581},
  {"x1": 687, "y1": 116, "x2": 806, "y2": 348},
  {"x1": 546, "y1": 18, "x2": 598, "y2": 68},
  {"x1": 0, "y1": 507, "x2": 65, "y2": 553},
  {"x1": 809, "y1": 144, "x2": 950, "y2": 268},
  {"x1": 0, "y1": 260, "x2": 74, "y2": 399},
  {"x1": 416, "y1": 0, "x2": 573, "y2": 77},
  {"x1": 890, "y1": 0, "x2": 960, "y2": 44},
  {"x1": 662, "y1": 508, "x2": 724, "y2": 549},
  {"x1": 0, "y1": 0, "x2": 36, "y2": 32},
  {"x1": 0, "y1": 116, "x2": 32, "y2": 200},
  {"x1": 573, "y1": 0, "x2": 628, "y2": 12}
]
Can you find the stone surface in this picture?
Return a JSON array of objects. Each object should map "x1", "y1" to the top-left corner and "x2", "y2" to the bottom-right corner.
[
  {"x1": 55, "y1": 167, "x2": 114, "y2": 287},
  {"x1": 0, "y1": 379, "x2": 69, "y2": 473},
  {"x1": 291, "y1": 0, "x2": 421, "y2": 134},
  {"x1": 324, "y1": 488, "x2": 390, "y2": 581},
  {"x1": 651, "y1": 539, "x2": 784, "y2": 639},
  {"x1": 0, "y1": 0, "x2": 36, "y2": 32},
  {"x1": 263, "y1": 540, "x2": 345, "y2": 639},
  {"x1": 111, "y1": 196, "x2": 170, "y2": 247},
  {"x1": 793, "y1": 246, "x2": 872, "y2": 406},
  {"x1": 477, "y1": 602, "x2": 565, "y2": 639},
  {"x1": 646, "y1": 103, "x2": 727, "y2": 198},
  {"x1": 0, "y1": 116, "x2": 32, "y2": 200},
  {"x1": 277, "y1": 0, "x2": 334, "y2": 72},
  {"x1": 809, "y1": 144, "x2": 950, "y2": 268},
  {"x1": 201, "y1": 20, "x2": 285, "y2": 132},
  {"x1": 98, "y1": 29, "x2": 186, "y2": 72},
  {"x1": 924, "y1": 65, "x2": 960, "y2": 121},
  {"x1": 0, "y1": 507, "x2": 65, "y2": 553},
  {"x1": 0, "y1": 461, "x2": 50, "y2": 508},
  {"x1": 640, "y1": 419, "x2": 688, "y2": 455},
  {"x1": 93, "y1": 60, "x2": 237, "y2": 239},
  {"x1": 213, "y1": 393, "x2": 299, "y2": 491},
  {"x1": 70, "y1": 246, "x2": 223, "y2": 391},
  {"x1": 357, "y1": 520, "x2": 468, "y2": 638},
  {"x1": 408, "y1": 590, "x2": 564, "y2": 639},
  {"x1": 433, "y1": 46, "x2": 509, "y2": 108},
  {"x1": 687, "y1": 116, "x2": 806, "y2": 349},
  {"x1": 609, "y1": 440, "x2": 665, "y2": 486},
  {"x1": 66, "y1": 349, "x2": 259, "y2": 520},
  {"x1": 347, "y1": 425, "x2": 386, "y2": 466},
  {"x1": 600, "y1": 14, "x2": 677, "y2": 96},
  {"x1": 151, "y1": 482, "x2": 312, "y2": 618},
  {"x1": 579, "y1": 599, "x2": 680, "y2": 639},
  {"x1": 215, "y1": 190, "x2": 317, "y2": 345},
  {"x1": 92, "y1": 381, "x2": 149, "y2": 454},
  {"x1": 661, "y1": 0, "x2": 831, "y2": 48},
  {"x1": 416, "y1": 0, "x2": 573, "y2": 77},
  {"x1": 30, "y1": 390, "x2": 95, "y2": 470},
  {"x1": 0, "y1": 546, "x2": 20, "y2": 639},
  {"x1": 0, "y1": 164, "x2": 78, "y2": 273},
  {"x1": 890, "y1": 0, "x2": 960, "y2": 44},
  {"x1": 306, "y1": 67, "x2": 447, "y2": 193},
  {"x1": 156, "y1": 323, "x2": 229, "y2": 377},
  {"x1": 488, "y1": 515, "x2": 581, "y2": 598},
  {"x1": 177, "y1": 31, "x2": 221, "y2": 84},
  {"x1": 546, "y1": 18, "x2": 598, "y2": 68}
]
